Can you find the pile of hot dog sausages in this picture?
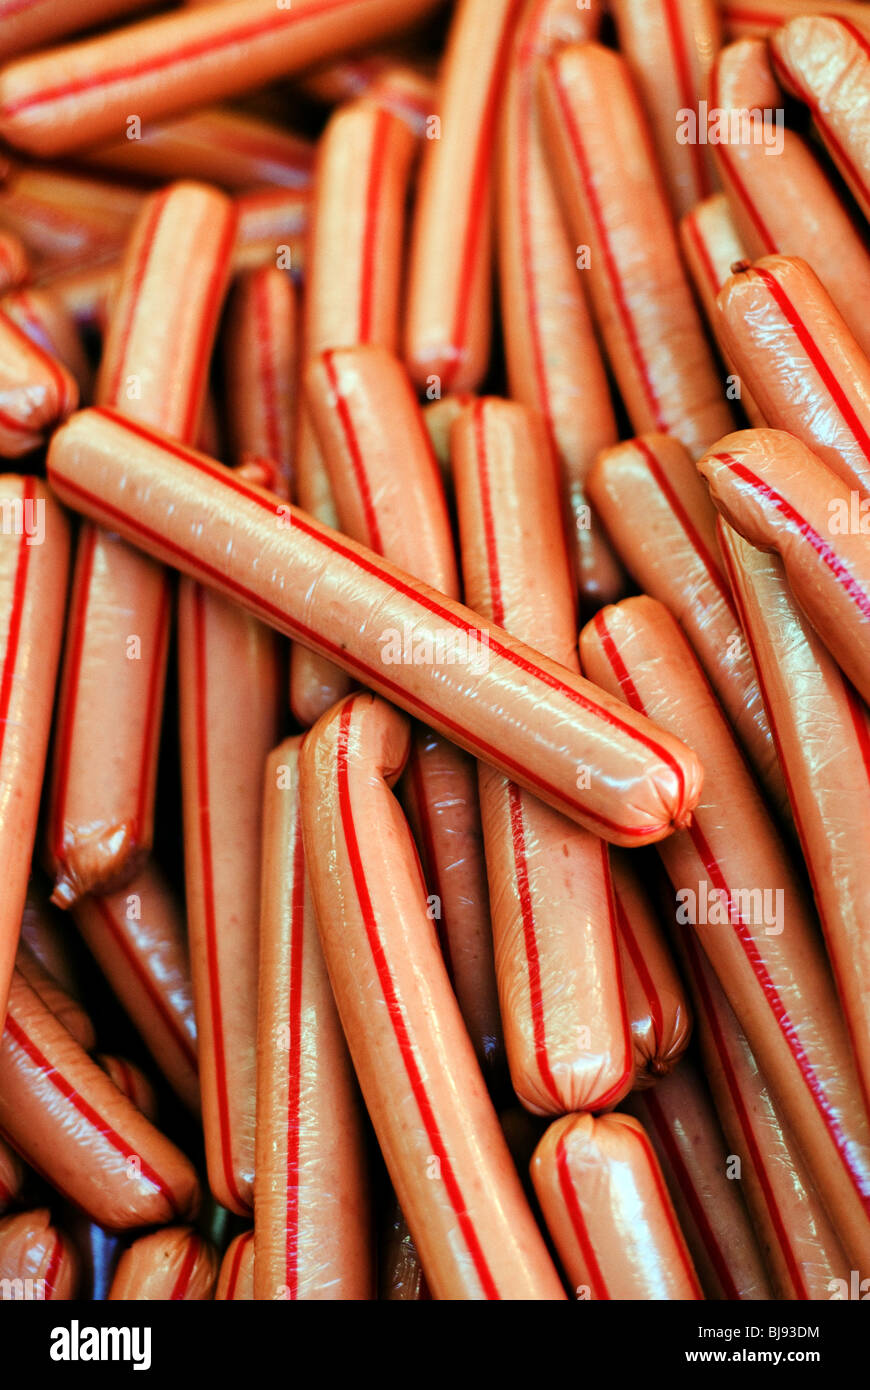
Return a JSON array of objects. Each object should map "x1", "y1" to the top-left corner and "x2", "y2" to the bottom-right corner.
[{"x1": 0, "y1": 0, "x2": 868, "y2": 1303}]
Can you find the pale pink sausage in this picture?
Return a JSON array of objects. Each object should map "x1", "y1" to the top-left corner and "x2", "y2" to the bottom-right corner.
[
  {"x1": 539, "y1": 42, "x2": 735, "y2": 458},
  {"x1": 720, "y1": 0, "x2": 870, "y2": 40},
  {"x1": 0, "y1": 285, "x2": 94, "y2": 403},
  {"x1": 670, "y1": 900, "x2": 853, "y2": 1299},
  {"x1": 452, "y1": 398, "x2": 633, "y2": 1114},
  {"x1": 108, "y1": 1228, "x2": 218, "y2": 1301},
  {"x1": 0, "y1": 308, "x2": 77, "y2": 454},
  {"x1": 46, "y1": 182, "x2": 236, "y2": 907},
  {"x1": 0, "y1": 229, "x2": 27, "y2": 293},
  {"x1": 299, "y1": 693, "x2": 567, "y2": 1300},
  {"x1": 96, "y1": 1055, "x2": 159, "y2": 1124},
  {"x1": 716, "y1": 255, "x2": 870, "y2": 495},
  {"x1": 0, "y1": 164, "x2": 142, "y2": 276},
  {"x1": 627, "y1": 1061, "x2": 772, "y2": 1300},
  {"x1": 587, "y1": 433, "x2": 788, "y2": 817},
  {"x1": 580, "y1": 595, "x2": 870, "y2": 1268},
  {"x1": 610, "y1": 851, "x2": 692, "y2": 1088},
  {"x1": 0, "y1": 969, "x2": 200, "y2": 1229},
  {"x1": 719, "y1": 520, "x2": 870, "y2": 1119},
  {"x1": 47, "y1": 406, "x2": 705, "y2": 844},
  {"x1": 0, "y1": 478, "x2": 68, "y2": 1026},
  {"x1": 71, "y1": 865, "x2": 200, "y2": 1114},
  {"x1": 0, "y1": 0, "x2": 446, "y2": 157},
  {"x1": 255, "y1": 738, "x2": 372, "y2": 1300},
  {"x1": 611, "y1": 0, "x2": 721, "y2": 217},
  {"x1": 0, "y1": 1208, "x2": 78, "y2": 1300},
  {"x1": 709, "y1": 37, "x2": 870, "y2": 362},
  {"x1": 222, "y1": 267, "x2": 296, "y2": 496},
  {"x1": 498, "y1": 0, "x2": 623, "y2": 610},
  {"x1": 531, "y1": 1112, "x2": 704, "y2": 1300},
  {"x1": 15, "y1": 939, "x2": 95, "y2": 1051},
  {"x1": 678, "y1": 193, "x2": 764, "y2": 426},
  {"x1": 698, "y1": 428, "x2": 870, "y2": 706},
  {"x1": 0, "y1": 0, "x2": 153, "y2": 65},
  {"x1": 405, "y1": 0, "x2": 523, "y2": 393}
]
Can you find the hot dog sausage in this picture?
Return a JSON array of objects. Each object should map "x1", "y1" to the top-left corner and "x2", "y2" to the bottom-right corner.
[
  {"x1": 222, "y1": 267, "x2": 296, "y2": 497},
  {"x1": 71, "y1": 866, "x2": 200, "y2": 1114},
  {"x1": 0, "y1": 1137, "x2": 24, "y2": 1214},
  {"x1": 47, "y1": 406, "x2": 704, "y2": 844},
  {"x1": 580, "y1": 595, "x2": 870, "y2": 1267},
  {"x1": 627, "y1": 1059, "x2": 772, "y2": 1300},
  {"x1": 215, "y1": 1229, "x2": 254, "y2": 1301},
  {"x1": 47, "y1": 182, "x2": 236, "y2": 908},
  {"x1": 0, "y1": 969, "x2": 200, "y2": 1229},
  {"x1": 452, "y1": 397, "x2": 633, "y2": 1113},
  {"x1": 709, "y1": 37, "x2": 870, "y2": 363},
  {"x1": 0, "y1": 308, "x2": 77, "y2": 454},
  {"x1": 720, "y1": 0, "x2": 870, "y2": 41},
  {"x1": 178, "y1": 549, "x2": 281, "y2": 1215},
  {"x1": 0, "y1": 164, "x2": 142, "y2": 276},
  {"x1": 718, "y1": 521, "x2": 870, "y2": 1117},
  {"x1": 299, "y1": 693, "x2": 566, "y2": 1300},
  {"x1": 587, "y1": 433, "x2": 787, "y2": 817},
  {"x1": 0, "y1": 286, "x2": 94, "y2": 403},
  {"x1": 771, "y1": 14, "x2": 870, "y2": 221},
  {"x1": 405, "y1": 0, "x2": 522, "y2": 393},
  {"x1": 84, "y1": 106, "x2": 314, "y2": 192},
  {"x1": 716, "y1": 255, "x2": 870, "y2": 495},
  {"x1": 0, "y1": 0, "x2": 445, "y2": 157},
  {"x1": 669, "y1": 901, "x2": 853, "y2": 1299},
  {"x1": 305, "y1": 348, "x2": 502, "y2": 1079},
  {"x1": 15, "y1": 939, "x2": 95, "y2": 1051},
  {"x1": 611, "y1": 0, "x2": 720, "y2": 218},
  {"x1": 610, "y1": 850, "x2": 692, "y2": 1088},
  {"x1": 96, "y1": 1055, "x2": 158, "y2": 1124},
  {"x1": 423, "y1": 392, "x2": 474, "y2": 490},
  {"x1": 108, "y1": 1228, "x2": 218, "y2": 1301},
  {"x1": 0, "y1": 0, "x2": 153, "y2": 65},
  {"x1": 0, "y1": 230, "x2": 27, "y2": 293},
  {"x1": 678, "y1": 193, "x2": 763, "y2": 427},
  {"x1": 292, "y1": 98, "x2": 414, "y2": 726},
  {"x1": 255, "y1": 737, "x2": 371, "y2": 1301},
  {"x1": 531, "y1": 1112, "x2": 704, "y2": 1300},
  {"x1": 539, "y1": 42, "x2": 735, "y2": 458},
  {"x1": 698, "y1": 428, "x2": 870, "y2": 706},
  {"x1": 0, "y1": 477, "x2": 68, "y2": 1026},
  {"x1": 0, "y1": 1208, "x2": 78, "y2": 1300},
  {"x1": 499, "y1": 0, "x2": 622, "y2": 612}
]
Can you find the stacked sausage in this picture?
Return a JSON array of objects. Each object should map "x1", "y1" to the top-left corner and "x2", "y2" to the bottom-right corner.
[{"x1": 0, "y1": 0, "x2": 868, "y2": 1302}]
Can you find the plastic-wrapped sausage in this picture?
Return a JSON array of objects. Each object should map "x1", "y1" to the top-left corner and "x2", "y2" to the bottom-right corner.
[
  {"x1": 698, "y1": 429, "x2": 870, "y2": 707},
  {"x1": 0, "y1": 0, "x2": 445, "y2": 157},
  {"x1": 47, "y1": 406, "x2": 704, "y2": 845},
  {"x1": 539, "y1": 42, "x2": 734, "y2": 459},
  {"x1": 15, "y1": 939, "x2": 95, "y2": 1051},
  {"x1": 379, "y1": 1200, "x2": 429, "y2": 1301},
  {"x1": 108, "y1": 1228, "x2": 218, "y2": 1301},
  {"x1": 300, "y1": 694, "x2": 566, "y2": 1300},
  {"x1": 587, "y1": 433, "x2": 787, "y2": 817},
  {"x1": 0, "y1": 0, "x2": 153, "y2": 65},
  {"x1": 452, "y1": 398, "x2": 633, "y2": 1113},
  {"x1": 627, "y1": 1059, "x2": 772, "y2": 1300},
  {"x1": 222, "y1": 267, "x2": 296, "y2": 497},
  {"x1": 178, "y1": 543, "x2": 281, "y2": 1215},
  {"x1": 531, "y1": 1112, "x2": 703, "y2": 1300},
  {"x1": 709, "y1": 38, "x2": 870, "y2": 364},
  {"x1": 0, "y1": 1137, "x2": 25, "y2": 1214},
  {"x1": 423, "y1": 392, "x2": 474, "y2": 489},
  {"x1": 0, "y1": 308, "x2": 77, "y2": 454},
  {"x1": 0, "y1": 477, "x2": 68, "y2": 1026},
  {"x1": 292, "y1": 98, "x2": 414, "y2": 726},
  {"x1": 405, "y1": 0, "x2": 521, "y2": 394},
  {"x1": 0, "y1": 165, "x2": 142, "y2": 276},
  {"x1": 215, "y1": 1230, "x2": 254, "y2": 1301},
  {"x1": 670, "y1": 901, "x2": 852, "y2": 1299},
  {"x1": 678, "y1": 193, "x2": 763, "y2": 427},
  {"x1": 0, "y1": 1208, "x2": 78, "y2": 1300},
  {"x1": 84, "y1": 106, "x2": 314, "y2": 191},
  {"x1": 717, "y1": 255, "x2": 870, "y2": 495},
  {"x1": 771, "y1": 14, "x2": 870, "y2": 222},
  {"x1": 0, "y1": 286, "x2": 94, "y2": 403},
  {"x1": 580, "y1": 596, "x2": 870, "y2": 1268},
  {"x1": 0, "y1": 970, "x2": 200, "y2": 1229},
  {"x1": 720, "y1": 0, "x2": 870, "y2": 41},
  {"x1": 96, "y1": 1055, "x2": 159, "y2": 1124},
  {"x1": 719, "y1": 521, "x2": 870, "y2": 1118},
  {"x1": 611, "y1": 0, "x2": 720, "y2": 218},
  {"x1": 498, "y1": 0, "x2": 623, "y2": 610},
  {"x1": 46, "y1": 182, "x2": 236, "y2": 908},
  {"x1": 0, "y1": 230, "x2": 28, "y2": 293},
  {"x1": 305, "y1": 346, "x2": 502, "y2": 1078},
  {"x1": 611, "y1": 851, "x2": 692, "y2": 1089},
  {"x1": 71, "y1": 866, "x2": 199, "y2": 1114},
  {"x1": 255, "y1": 737, "x2": 372, "y2": 1301}
]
